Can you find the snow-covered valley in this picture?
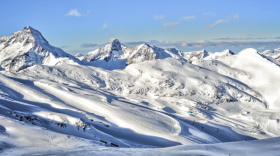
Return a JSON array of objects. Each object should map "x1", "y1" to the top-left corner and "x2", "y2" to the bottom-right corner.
[{"x1": 0, "y1": 27, "x2": 280, "y2": 155}]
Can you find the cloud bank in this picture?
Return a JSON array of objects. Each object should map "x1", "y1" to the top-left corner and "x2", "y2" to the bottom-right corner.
[
  {"x1": 202, "y1": 13, "x2": 239, "y2": 29},
  {"x1": 122, "y1": 40, "x2": 280, "y2": 49},
  {"x1": 80, "y1": 43, "x2": 98, "y2": 48},
  {"x1": 59, "y1": 45, "x2": 70, "y2": 48}
]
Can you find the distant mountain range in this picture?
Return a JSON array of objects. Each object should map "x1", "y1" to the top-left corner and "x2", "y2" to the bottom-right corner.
[
  {"x1": 1, "y1": 26, "x2": 280, "y2": 154},
  {"x1": 0, "y1": 26, "x2": 279, "y2": 71}
]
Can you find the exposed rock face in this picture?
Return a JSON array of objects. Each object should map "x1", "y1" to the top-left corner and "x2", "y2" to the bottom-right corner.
[
  {"x1": 83, "y1": 39, "x2": 123, "y2": 62},
  {"x1": 181, "y1": 49, "x2": 211, "y2": 63},
  {"x1": 82, "y1": 40, "x2": 186, "y2": 66},
  {"x1": 124, "y1": 44, "x2": 186, "y2": 65},
  {"x1": 0, "y1": 26, "x2": 78, "y2": 72},
  {"x1": 125, "y1": 44, "x2": 160, "y2": 64},
  {"x1": 223, "y1": 49, "x2": 235, "y2": 55}
]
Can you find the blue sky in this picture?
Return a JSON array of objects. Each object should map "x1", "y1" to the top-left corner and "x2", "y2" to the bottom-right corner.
[{"x1": 1, "y1": 0, "x2": 280, "y2": 55}]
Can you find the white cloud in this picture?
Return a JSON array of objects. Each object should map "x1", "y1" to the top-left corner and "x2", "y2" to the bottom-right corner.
[
  {"x1": 65, "y1": 9, "x2": 87, "y2": 17},
  {"x1": 163, "y1": 22, "x2": 180, "y2": 28},
  {"x1": 59, "y1": 45, "x2": 70, "y2": 48},
  {"x1": 123, "y1": 40, "x2": 280, "y2": 49},
  {"x1": 202, "y1": 14, "x2": 239, "y2": 29},
  {"x1": 154, "y1": 15, "x2": 165, "y2": 20},
  {"x1": 180, "y1": 16, "x2": 195, "y2": 21},
  {"x1": 233, "y1": 13, "x2": 239, "y2": 19},
  {"x1": 103, "y1": 23, "x2": 108, "y2": 29},
  {"x1": 202, "y1": 19, "x2": 229, "y2": 29},
  {"x1": 215, "y1": 37, "x2": 268, "y2": 40},
  {"x1": 80, "y1": 43, "x2": 98, "y2": 48}
]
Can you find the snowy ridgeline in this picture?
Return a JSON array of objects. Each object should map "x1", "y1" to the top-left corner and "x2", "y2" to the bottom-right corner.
[{"x1": 0, "y1": 27, "x2": 280, "y2": 155}]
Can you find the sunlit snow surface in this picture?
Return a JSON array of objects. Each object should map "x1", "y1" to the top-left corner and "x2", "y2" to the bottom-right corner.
[{"x1": 1, "y1": 27, "x2": 280, "y2": 155}]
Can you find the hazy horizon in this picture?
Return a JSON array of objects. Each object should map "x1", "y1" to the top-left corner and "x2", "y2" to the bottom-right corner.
[{"x1": 1, "y1": 0, "x2": 280, "y2": 55}]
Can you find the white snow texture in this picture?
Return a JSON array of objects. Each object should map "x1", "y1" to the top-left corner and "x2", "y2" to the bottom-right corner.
[{"x1": 0, "y1": 26, "x2": 280, "y2": 155}]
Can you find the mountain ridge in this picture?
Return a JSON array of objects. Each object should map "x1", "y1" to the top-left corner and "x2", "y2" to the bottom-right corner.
[{"x1": 0, "y1": 26, "x2": 79, "y2": 72}]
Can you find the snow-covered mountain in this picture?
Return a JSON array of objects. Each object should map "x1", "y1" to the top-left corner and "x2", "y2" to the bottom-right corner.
[
  {"x1": 80, "y1": 39, "x2": 127, "y2": 70},
  {"x1": 75, "y1": 52, "x2": 84, "y2": 58},
  {"x1": 83, "y1": 39, "x2": 123, "y2": 62},
  {"x1": 80, "y1": 39, "x2": 186, "y2": 70},
  {"x1": 204, "y1": 49, "x2": 235, "y2": 60},
  {"x1": 1, "y1": 27, "x2": 280, "y2": 155},
  {"x1": 262, "y1": 48, "x2": 280, "y2": 61},
  {"x1": 124, "y1": 43, "x2": 184, "y2": 64},
  {"x1": 0, "y1": 26, "x2": 79, "y2": 72},
  {"x1": 81, "y1": 40, "x2": 237, "y2": 69}
]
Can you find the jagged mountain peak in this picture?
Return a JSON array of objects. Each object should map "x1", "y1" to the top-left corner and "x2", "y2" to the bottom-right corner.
[
  {"x1": 201, "y1": 49, "x2": 207, "y2": 52},
  {"x1": 111, "y1": 39, "x2": 122, "y2": 51},
  {"x1": 181, "y1": 49, "x2": 211, "y2": 62},
  {"x1": 23, "y1": 26, "x2": 35, "y2": 32},
  {"x1": 221, "y1": 49, "x2": 235, "y2": 55},
  {"x1": 135, "y1": 43, "x2": 166, "y2": 53},
  {"x1": 140, "y1": 42, "x2": 151, "y2": 47},
  {"x1": 0, "y1": 26, "x2": 78, "y2": 72},
  {"x1": 7, "y1": 26, "x2": 49, "y2": 46},
  {"x1": 82, "y1": 39, "x2": 124, "y2": 62}
]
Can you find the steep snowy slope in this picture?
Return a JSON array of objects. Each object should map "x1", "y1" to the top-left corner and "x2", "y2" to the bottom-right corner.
[
  {"x1": 200, "y1": 48, "x2": 280, "y2": 109},
  {"x1": 0, "y1": 56, "x2": 271, "y2": 147},
  {"x1": 192, "y1": 48, "x2": 280, "y2": 136},
  {"x1": 0, "y1": 26, "x2": 79, "y2": 72}
]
